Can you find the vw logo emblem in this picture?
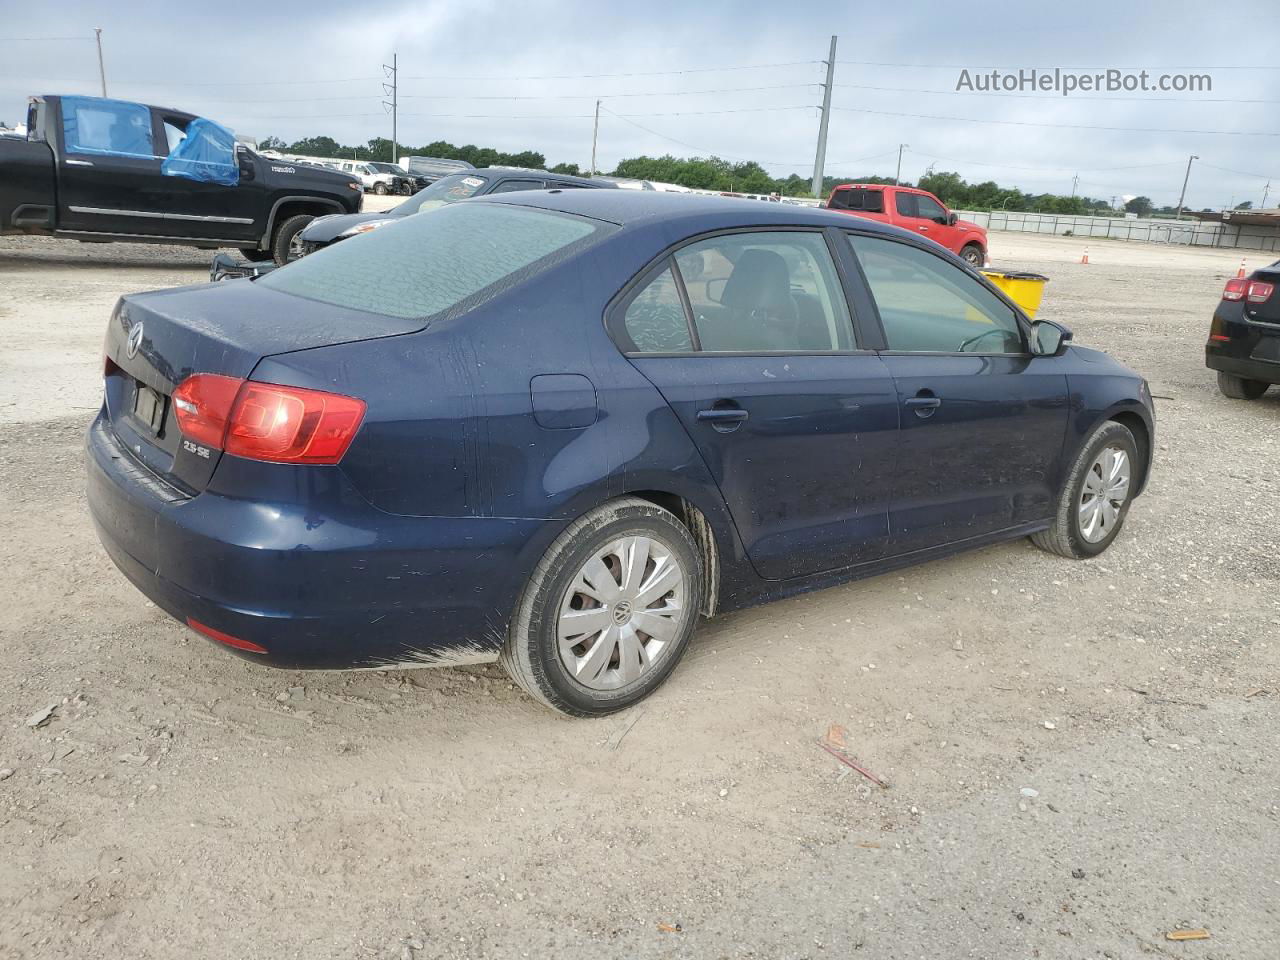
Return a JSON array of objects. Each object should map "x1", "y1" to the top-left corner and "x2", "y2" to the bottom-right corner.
[{"x1": 126, "y1": 323, "x2": 144, "y2": 360}]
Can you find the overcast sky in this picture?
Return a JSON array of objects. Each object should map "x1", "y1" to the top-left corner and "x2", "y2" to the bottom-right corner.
[{"x1": 2, "y1": 0, "x2": 1277, "y2": 208}]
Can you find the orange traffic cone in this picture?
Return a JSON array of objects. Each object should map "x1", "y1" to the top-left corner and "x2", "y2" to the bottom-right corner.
[
  {"x1": 1080, "y1": 247, "x2": 1090, "y2": 264},
  {"x1": 1236, "y1": 258, "x2": 1247, "y2": 278}
]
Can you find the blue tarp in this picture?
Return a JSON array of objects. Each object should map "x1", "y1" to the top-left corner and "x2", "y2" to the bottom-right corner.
[
  {"x1": 61, "y1": 96, "x2": 154, "y2": 158},
  {"x1": 162, "y1": 117, "x2": 239, "y2": 186}
]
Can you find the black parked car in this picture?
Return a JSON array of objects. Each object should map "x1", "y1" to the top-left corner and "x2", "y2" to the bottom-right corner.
[
  {"x1": 1206, "y1": 258, "x2": 1280, "y2": 399},
  {"x1": 1, "y1": 94, "x2": 362, "y2": 264},
  {"x1": 295, "y1": 168, "x2": 615, "y2": 256}
]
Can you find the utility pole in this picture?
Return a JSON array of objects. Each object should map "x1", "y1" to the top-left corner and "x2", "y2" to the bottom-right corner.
[
  {"x1": 1070, "y1": 173, "x2": 1079, "y2": 198},
  {"x1": 1263, "y1": 180, "x2": 1272, "y2": 210},
  {"x1": 810, "y1": 35, "x2": 837, "y2": 199},
  {"x1": 94, "y1": 28, "x2": 107, "y2": 97},
  {"x1": 382, "y1": 53, "x2": 398, "y2": 164},
  {"x1": 894, "y1": 143, "x2": 909, "y2": 186},
  {"x1": 590, "y1": 99, "x2": 600, "y2": 175},
  {"x1": 1175, "y1": 154, "x2": 1198, "y2": 220}
]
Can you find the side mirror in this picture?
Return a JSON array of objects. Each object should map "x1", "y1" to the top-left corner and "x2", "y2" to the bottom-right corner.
[
  {"x1": 1031, "y1": 319, "x2": 1072, "y2": 357},
  {"x1": 947, "y1": 212, "x2": 958, "y2": 226}
]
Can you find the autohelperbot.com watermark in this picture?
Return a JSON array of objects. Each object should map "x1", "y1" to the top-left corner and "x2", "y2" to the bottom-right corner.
[{"x1": 955, "y1": 68, "x2": 1212, "y2": 96}]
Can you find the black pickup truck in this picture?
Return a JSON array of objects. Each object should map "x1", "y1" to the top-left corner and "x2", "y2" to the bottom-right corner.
[{"x1": 1, "y1": 94, "x2": 363, "y2": 264}]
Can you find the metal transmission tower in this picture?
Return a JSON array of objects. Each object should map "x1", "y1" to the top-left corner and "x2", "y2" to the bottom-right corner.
[
  {"x1": 810, "y1": 36, "x2": 837, "y2": 199},
  {"x1": 382, "y1": 53, "x2": 398, "y2": 164}
]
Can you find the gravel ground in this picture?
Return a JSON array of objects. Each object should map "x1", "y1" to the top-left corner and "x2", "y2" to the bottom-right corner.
[{"x1": 0, "y1": 230, "x2": 1277, "y2": 960}]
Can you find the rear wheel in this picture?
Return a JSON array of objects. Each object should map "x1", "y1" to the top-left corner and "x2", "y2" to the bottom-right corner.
[
  {"x1": 1031, "y1": 420, "x2": 1138, "y2": 559},
  {"x1": 1217, "y1": 371, "x2": 1269, "y2": 400},
  {"x1": 500, "y1": 497, "x2": 703, "y2": 717},
  {"x1": 960, "y1": 244, "x2": 984, "y2": 268},
  {"x1": 270, "y1": 214, "x2": 314, "y2": 265},
  {"x1": 238, "y1": 247, "x2": 273, "y2": 262}
]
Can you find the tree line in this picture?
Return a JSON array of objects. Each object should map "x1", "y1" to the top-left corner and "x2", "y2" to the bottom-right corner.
[{"x1": 257, "y1": 133, "x2": 1217, "y2": 215}]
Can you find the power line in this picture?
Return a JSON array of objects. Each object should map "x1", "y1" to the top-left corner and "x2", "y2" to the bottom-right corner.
[
  {"x1": 830, "y1": 105, "x2": 1280, "y2": 137},
  {"x1": 398, "y1": 83, "x2": 815, "y2": 101},
  {"x1": 399, "y1": 60, "x2": 820, "y2": 81},
  {"x1": 835, "y1": 60, "x2": 1280, "y2": 71},
  {"x1": 903, "y1": 149, "x2": 1190, "y2": 173},
  {"x1": 0, "y1": 36, "x2": 93, "y2": 42},
  {"x1": 1198, "y1": 162, "x2": 1280, "y2": 181},
  {"x1": 599, "y1": 106, "x2": 810, "y2": 167},
  {"x1": 833, "y1": 82, "x2": 1280, "y2": 105}
]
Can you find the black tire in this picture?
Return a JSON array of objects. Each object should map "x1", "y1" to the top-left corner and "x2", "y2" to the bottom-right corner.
[
  {"x1": 1031, "y1": 420, "x2": 1139, "y2": 559},
  {"x1": 373, "y1": 182, "x2": 388, "y2": 196},
  {"x1": 270, "y1": 214, "x2": 314, "y2": 265},
  {"x1": 238, "y1": 247, "x2": 273, "y2": 262},
  {"x1": 1217, "y1": 371, "x2": 1269, "y2": 400},
  {"x1": 500, "y1": 497, "x2": 704, "y2": 717},
  {"x1": 960, "y1": 244, "x2": 984, "y2": 268}
]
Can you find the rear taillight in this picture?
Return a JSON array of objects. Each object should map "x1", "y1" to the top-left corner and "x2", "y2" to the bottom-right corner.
[
  {"x1": 1246, "y1": 280, "x2": 1274, "y2": 303},
  {"x1": 172, "y1": 374, "x2": 365, "y2": 465},
  {"x1": 1223, "y1": 278, "x2": 1275, "y2": 303}
]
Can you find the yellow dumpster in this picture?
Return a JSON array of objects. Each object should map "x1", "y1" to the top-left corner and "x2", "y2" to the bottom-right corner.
[{"x1": 981, "y1": 270, "x2": 1049, "y2": 319}]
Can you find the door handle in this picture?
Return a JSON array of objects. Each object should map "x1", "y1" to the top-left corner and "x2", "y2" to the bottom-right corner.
[
  {"x1": 697, "y1": 406, "x2": 749, "y2": 433},
  {"x1": 917, "y1": 225, "x2": 929, "y2": 232},
  {"x1": 66, "y1": 159, "x2": 94, "y2": 167},
  {"x1": 904, "y1": 394, "x2": 942, "y2": 418},
  {"x1": 697, "y1": 408, "x2": 749, "y2": 423}
]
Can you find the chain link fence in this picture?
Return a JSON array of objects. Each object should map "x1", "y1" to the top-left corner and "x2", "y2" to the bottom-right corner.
[{"x1": 956, "y1": 210, "x2": 1280, "y2": 254}]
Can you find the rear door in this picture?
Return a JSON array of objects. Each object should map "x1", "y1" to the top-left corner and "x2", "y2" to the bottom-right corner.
[
  {"x1": 844, "y1": 231, "x2": 1069, "y2": 554},
  {"x1": 54, "y1": 96, "x2": 169, "y2": 235},
  {"x1": 617, "y1": 228, "x2": 900, "y2": 580}
]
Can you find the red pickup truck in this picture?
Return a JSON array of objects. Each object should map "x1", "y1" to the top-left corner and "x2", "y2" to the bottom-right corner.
[{"x1": 826, "y1": 184, "x2": 988, "y2": 267}]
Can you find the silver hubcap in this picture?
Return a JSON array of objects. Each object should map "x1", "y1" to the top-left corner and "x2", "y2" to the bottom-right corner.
[
  {"x1": 1079, "y1": 445, "x2": 1131, "y2": 543},
  {"x1": 556, "y1": 536, "x2": 687, "y2": 691},
  {"x1": 287, "y1": 232, "x2": 306, "y2": 261}
]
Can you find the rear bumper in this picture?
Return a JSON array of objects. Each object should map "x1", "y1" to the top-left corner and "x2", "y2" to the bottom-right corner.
[
  {"x1": 1205, "y1": 344, "x2": 1280, "y2": 384},
  {"x1": 86, "y1": 412, "x2": 556, "y2": 670}
]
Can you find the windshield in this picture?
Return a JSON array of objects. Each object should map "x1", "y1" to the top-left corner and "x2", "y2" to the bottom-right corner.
[
  {"x1": 259, "y1": 202, "x2": 609, "y2": 320},
  {"x1": 368, "y1": 162, "x2": 404, "y2": 174},
  {"x1": 392, "y1": 173, "x2": 490, "y2": 215}
]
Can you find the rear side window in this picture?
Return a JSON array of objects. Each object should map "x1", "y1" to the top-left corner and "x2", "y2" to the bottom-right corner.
[
  {"x1": 622, "y1": 265, "x2": 693, "y2": 353},
  {"x1": 847, "y1": 234, "x2": 1023, "y2": 354},
  {"x1": 260, "y1": 203, "x2": 606, "y2": 320},
  {"x1": 674, "y1": 231, "x2": 854, "y2": 352},
  {"x1": 895, "y1": 192, "x2": 919, "y2": 218},
  {"x1": 488, "y1": 179, "x2": 546, "y2": 194},
  {"x1": 61, "y1": 96, "x2": 154, "y2": 157}
]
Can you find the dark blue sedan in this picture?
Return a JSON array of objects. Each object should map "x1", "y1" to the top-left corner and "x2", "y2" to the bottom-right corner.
[{"x1": 88, "y1": 191, "x2": 1154, "y2": 716}]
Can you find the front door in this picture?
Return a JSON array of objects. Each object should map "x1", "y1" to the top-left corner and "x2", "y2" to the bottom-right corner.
[
  {"x1": 146, "y1": 111, "x2": 260, "y2": 243},
  {"x1": 617, "y1": 229, "x2": 900, "y2": 580},
  {"x1": 844, "y1": 231, "x2": 1069, "y2": 555},
  {"x1": 894, "y1": 190, "x2": 962, "y2": 254}
]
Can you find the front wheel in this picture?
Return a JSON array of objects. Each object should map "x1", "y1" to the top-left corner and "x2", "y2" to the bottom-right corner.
[
  {"x1": 960, "y1": 244, "x2": 984, "y2": 268},
  {"x1": 1030, "y1": 421, "x2": 1139, "y2": 559},
  {"x1": 501, "y1": 497, "x2": 703, "y2": 717},
  {"x1": 270, "y1": 214, "x2": 314, "y2": 265},
  {"x1": 1217, "y1": 372, "x2": 1269, "y2": 400},
  {"x1": 373, "y1": 182, "x2": 389, "y2": 195}
]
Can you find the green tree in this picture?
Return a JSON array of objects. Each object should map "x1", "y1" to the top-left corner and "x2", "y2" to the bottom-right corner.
[{"x1": 1124, "y1": 196, "x2": 1154, "y2": 217}]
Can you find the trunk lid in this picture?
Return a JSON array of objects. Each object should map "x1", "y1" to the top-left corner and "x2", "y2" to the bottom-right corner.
[{"x1": 104, "y1": 279, "x2": 420, "y2": 493}]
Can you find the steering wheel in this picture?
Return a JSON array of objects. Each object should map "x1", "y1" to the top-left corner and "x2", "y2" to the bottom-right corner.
[{"x1": 957, "y1": 328, "x2": 1010, "y2": 353}]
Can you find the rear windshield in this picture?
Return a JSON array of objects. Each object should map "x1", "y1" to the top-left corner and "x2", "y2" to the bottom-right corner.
[
  {"x1": 394, "y1": 173, "x2": 490, "y2": 214},
  {"x1": 259, "y1": 202, "x2": 606, "y2": 320}
]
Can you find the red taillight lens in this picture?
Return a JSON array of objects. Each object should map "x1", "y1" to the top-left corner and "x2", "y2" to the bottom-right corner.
[
  {"x1": 1246, "y1": 280, "x2": 1274, "y2": 303},
  {"x1": 1222, "y1": 278, "x2": 1248, "y2": 301},
  {"x1": 171, "y1": 374, "x2": 365, "y2": 465},
  {"x1": 172, "y1": 373, "x2": 243, "y2": 449},
  {"x1": 225, "y1": 382, "x2": 366, "y2": 464},
  {"x1": 187, "y1": 617, "x2": 268, "y2": 654}
]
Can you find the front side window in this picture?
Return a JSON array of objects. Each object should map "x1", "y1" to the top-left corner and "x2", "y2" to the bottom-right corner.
[
  {"x1": 672, "y1": 231, "x2": 854, "y2": 352},
  {"x1": 847, "y1": 234, "x2": 1023, "y2": 354},
  {"x1": 915, "y1": 194, "x2": 946, "y2": 221},
  {"x1": 260, "y1": 203, "x2": 606, "y2": 320},
  {"x1": 61, "y1": 96, "x2": 154, "y2": 157},
  {"x1": 621, "y1": 265, "x2": 693, "y2": 353}
]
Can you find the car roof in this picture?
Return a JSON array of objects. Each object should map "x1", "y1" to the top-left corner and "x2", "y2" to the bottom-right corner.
[
  {"x1": 478, "y1": 188, "x2": 904, "y2": 235},
  {"x1": 469, "y1": 168, "x2": 615, "y2": 188}
]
